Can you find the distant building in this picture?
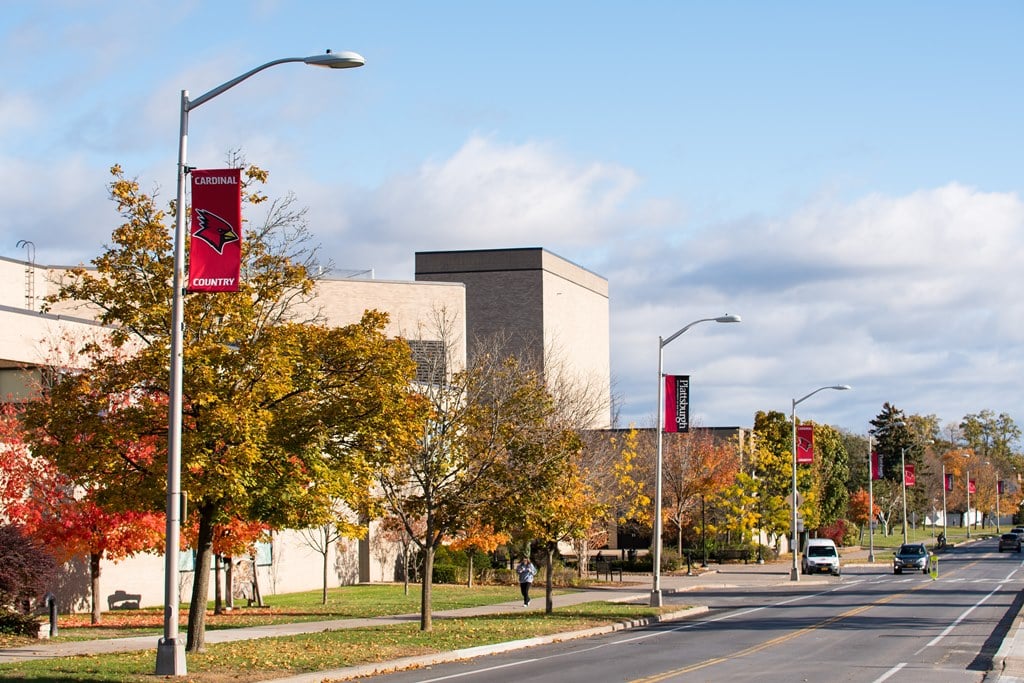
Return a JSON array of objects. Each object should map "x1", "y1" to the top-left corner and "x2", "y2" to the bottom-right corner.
[{"x1": 416, "y1": 248, "x2": 611, "y2": 429}]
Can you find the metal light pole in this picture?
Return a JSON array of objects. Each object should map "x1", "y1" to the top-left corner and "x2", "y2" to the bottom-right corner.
[
  {"x1": 156, "y1": 50, "x2": 365, "y2": 677},
  {"x1": 790, "y1": 384, "x2": 850, "y2": 582},
  {"x1": 996, "y1": 473, "x2": 1002, "y2": 532},
  {"x1": 966, "y1": 468, "x2": 971, "y2": 538},
  {"x1": 867, "y1": 436, "x2": 875, "y2": 562},
  {"x1": 650, "y1": 314, "x2": 740, "y2": 607},
  {"x1": 941, "y1": 462, "x2": 948, "y2": 541},
  {"x1": 901, "y1": 447, "x2": 909, "y2": 544}
]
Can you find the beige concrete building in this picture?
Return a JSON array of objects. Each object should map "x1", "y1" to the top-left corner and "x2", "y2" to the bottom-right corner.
[{"x1": 0, "y1": 247, "x2": 612, "y2": 613}]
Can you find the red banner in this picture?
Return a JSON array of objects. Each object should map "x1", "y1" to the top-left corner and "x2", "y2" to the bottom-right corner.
[
  {"x1": 663, "y1": 375, "x2": 689, "y2": 433},
  {"x1": 944, "y1": 473, "x2": 953, "y2": 491},
  {"x1": 871, "y1": 451, "x2": 882, "y2": 480},
  {"x1": 904, "y1": 464, "x2": 915, "y2": 487},
  {"x1": 189, "y1": 169, "x2": 242, "y2": 292},
  {"x1": 796, "y1": 424, "x2": 814, "y2": 463},
  {"x1": 998, "y1": 480, "x2": 1005, "y2": 495},
  {"x1": 969, "y1": 478, "x2": 976, "y2": 494}
]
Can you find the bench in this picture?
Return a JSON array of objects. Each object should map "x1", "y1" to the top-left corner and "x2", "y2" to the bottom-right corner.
[
  {"x1": 713, "y1": 548, "x2": 751, "y2": 564},
  {"x1": 107, "y1": 590, "x2": 141, "y2": 610},
  {"x1": 590, "y1": 560, "x2": 623, "y2": 581}
]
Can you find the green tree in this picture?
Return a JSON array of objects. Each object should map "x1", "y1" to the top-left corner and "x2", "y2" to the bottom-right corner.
[
  {"x1": 751, "y1": 411, "x2": 795, "y2": 548},
  {"x1": 810, "y1": 423, "x2": 850, "y2": 531},
  {"x1": 23, "y1": 163, "x2": 420, "y2": 652}
]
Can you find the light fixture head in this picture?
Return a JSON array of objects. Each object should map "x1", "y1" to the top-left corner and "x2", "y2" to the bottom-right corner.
[
  {"x1": 833, "y1": 384, "x2": 852, "y2": 391},
  {"x1": 715, "y1": 314, "x2": 742, "y2": 323},
  {"x1": 305, "y1": 50, "x2": 366, "y2": 69}
]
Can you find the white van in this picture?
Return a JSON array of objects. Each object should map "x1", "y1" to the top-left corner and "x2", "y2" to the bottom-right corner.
[{"x1": 801, "y1": 538, "x2": 840, "y2": 576}]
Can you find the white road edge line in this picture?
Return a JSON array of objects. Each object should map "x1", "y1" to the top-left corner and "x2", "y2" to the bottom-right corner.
[{"x1": 873, "y1": 662, "x2": 907, "y2": 682}]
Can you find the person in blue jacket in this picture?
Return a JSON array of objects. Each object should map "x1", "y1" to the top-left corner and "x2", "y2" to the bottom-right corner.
[{"x1": 515, "y1": 556, "x2": 537, "y2": 606}]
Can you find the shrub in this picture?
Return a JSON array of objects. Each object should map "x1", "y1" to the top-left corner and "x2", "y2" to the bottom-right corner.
[
  {"x1": 431, "y1": 565, "x2": 458, "y2": 584},
  {"x1": 817, "y1": 519, "x2": 851, "y2": 546},
  {"x1": 0, "y1": 526, "x2": 58, "y2": 613},
  {"x1": 0, "y1": 609, "x2": 42, "y2": 637}
]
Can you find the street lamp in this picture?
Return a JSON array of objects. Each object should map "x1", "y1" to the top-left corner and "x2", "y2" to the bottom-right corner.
[
  {"x1": 867, "y1": 436, "x2": 875, "y2": 562},
  {"x1": 941, "y1": 457, "x2": 948, "y2": 542},
  {"x1": 901, "y1": 447, "x2": 909, "y2": 544},
  {"x1": 650, "y1": 314, "x2": 741, "y2": 607},
  {"x1": 790, "y1": 384, "x2": 850, "y2": 582},
  {"x1": 966, "y1": 464, "x2": 972, "y2": 538},
  {"x1": 156, "y1": 50, "x2": 365, "y2": 676}
]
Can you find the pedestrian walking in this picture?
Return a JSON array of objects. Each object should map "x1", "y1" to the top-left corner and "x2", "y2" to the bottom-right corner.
[{"x1": 515, "y1": 556, "x2": 537, "y2": 606}]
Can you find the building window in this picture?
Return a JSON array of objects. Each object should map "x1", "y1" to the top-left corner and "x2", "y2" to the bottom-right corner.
[{"x1": 407, "y1": 339, "x2": 445, "y2": 385}]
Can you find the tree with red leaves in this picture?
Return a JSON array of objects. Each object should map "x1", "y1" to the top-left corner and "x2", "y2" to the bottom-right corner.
[{"x1": 2, "y1": 402, "x2": 164, "y2": 624}]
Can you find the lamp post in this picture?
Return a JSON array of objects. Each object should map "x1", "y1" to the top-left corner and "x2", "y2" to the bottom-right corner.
[
  {"x1": 996, "y1": 473, "x2": 1002, "y2": 533},
  {"x1": 156, "y1": 50, "x2": 365, "y2": 676},
  {"x1": 901, "y1": 447, "x2": 909, "y2": 544},
  {"x1": 941, "y1": 461, "x2": 948, "y2": 541},
  {"x1": 790, "y1": 384, "x2": 850, "y2": 582},
  {"x1": 966, "y1": 468, "x2": 971, "y2": 538},
  {"x1": 867, "y1": 436, "x2": 875, "y2": 562},
  {"x1": 650, "y1": 314, "x2": 741, "y2": 607}
]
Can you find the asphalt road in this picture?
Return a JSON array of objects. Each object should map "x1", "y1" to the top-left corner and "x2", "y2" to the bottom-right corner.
[{"x1": 365, "y1": 540, "x2": 1024, "y2": 683}]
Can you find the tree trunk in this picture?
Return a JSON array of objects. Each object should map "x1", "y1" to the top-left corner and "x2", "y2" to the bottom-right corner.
[
  {"x1": 186, "y1": 504, "x2": 216, "y2": 652},
  {"x1": 467, "y1": 552, "x2": 474, "y2": 588},
  {"x1": 420, "y1": 545, "x2": 434, "y2": 631},
  {"x1": 251, "y1": 553, "x2": 263, "y2": 607},
  {"x1": 214, "y1": 554, "x2": 223, "y2": 615},
  {"x1": 89, "y1": 552, "x2": 102, "y2": 625},
  {"x1": 402, "y1": 543, "x2": 410, "y2": 596},
  {"x1": 322, "y1": 541, "x2": 329, "y2": 605},
  {"x1": 544, "y1": 543, "x2": 556, "y2": 614},
  {"x1": 225, "y1": 556, "x2": 234, "y2": 610}
]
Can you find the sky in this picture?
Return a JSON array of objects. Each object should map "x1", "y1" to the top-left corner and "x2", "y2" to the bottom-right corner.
[{"x1": 1, "y1": 2, "x2": 1021, "y2": 439}]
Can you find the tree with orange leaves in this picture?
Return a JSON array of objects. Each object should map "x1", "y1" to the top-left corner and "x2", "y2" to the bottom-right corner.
[
  {"x1": 661, "y1": 428, "x2": 739, "y2": 555},
  {"x1": 848, "y1": 489, "x2": 880, "y2": 543},
  {"x1": 449, "y1": 520, "x2": 510, "y2": 588}
]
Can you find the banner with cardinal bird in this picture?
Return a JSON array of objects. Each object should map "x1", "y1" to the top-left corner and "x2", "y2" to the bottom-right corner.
[{"x1": 188, "y1": 168, "x2": 242, "y2": 292}]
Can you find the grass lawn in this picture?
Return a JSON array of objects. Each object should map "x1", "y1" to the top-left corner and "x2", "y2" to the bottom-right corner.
[{"x1": 0, "y1": 583, "x2": 669, "y2": 682}]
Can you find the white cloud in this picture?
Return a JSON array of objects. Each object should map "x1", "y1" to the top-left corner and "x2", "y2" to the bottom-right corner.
[{"x1": 328, "y1": 134, "x2": 642, "y2": 276}]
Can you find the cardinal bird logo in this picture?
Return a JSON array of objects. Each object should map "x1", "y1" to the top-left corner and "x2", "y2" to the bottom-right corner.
[{"x1": 193, "y1": 209, "x2": 239, "y2": 254}]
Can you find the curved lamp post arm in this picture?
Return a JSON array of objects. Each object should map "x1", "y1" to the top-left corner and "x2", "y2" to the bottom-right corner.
[
  {"x1": 188, "y1": 52, "x2": 365, "y2": 112},
  {"x1": 661, "y1": 314, "x2": 741, "y2": 348}
]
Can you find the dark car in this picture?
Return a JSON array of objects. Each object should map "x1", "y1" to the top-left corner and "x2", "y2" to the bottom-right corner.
[
  {"x1": 999, "y1": 533, "x2": 1022, "y2": 552},
  {"x1": 893, "y1": 543, "x2": 929, "y2": 574}
]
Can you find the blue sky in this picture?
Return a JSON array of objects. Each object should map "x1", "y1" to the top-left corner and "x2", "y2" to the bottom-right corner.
[{"x1": 1, "y1": 2, "x2": 1022, "y2": 438}]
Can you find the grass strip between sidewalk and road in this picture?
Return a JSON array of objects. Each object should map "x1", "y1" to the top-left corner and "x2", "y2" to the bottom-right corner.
[{"x1": 1, "y1": 601, "x2": 668, "y2": 682}]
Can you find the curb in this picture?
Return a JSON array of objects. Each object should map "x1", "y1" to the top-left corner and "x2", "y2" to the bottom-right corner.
[{"x1": 261, "y1": 605, "x2": 709, "y2": 683}]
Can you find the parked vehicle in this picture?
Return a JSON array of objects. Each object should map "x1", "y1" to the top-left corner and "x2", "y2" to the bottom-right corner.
[
  {"x1": 999, "y1": 533, "x2": 1022, "y2": 552},
  {"x1": 801, "y1": 538, "x2": 840, "y2": 576},
  {"x1": 1009, "y1": 527, "x2": 1024, "y2": 540},
  {"x1": 893, "y1": 543, "x2": 929, "y2": 574}
]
